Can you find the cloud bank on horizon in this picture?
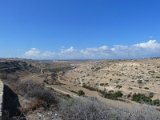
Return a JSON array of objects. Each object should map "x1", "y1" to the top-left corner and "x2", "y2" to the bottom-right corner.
[{"x1": 24, "y1": 40, "x2": 160, "y2": 59}]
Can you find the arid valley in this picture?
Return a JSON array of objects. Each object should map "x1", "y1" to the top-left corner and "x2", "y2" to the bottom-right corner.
[{"x1": 0, "y1": 58, "x2": 160, "y2": 119}]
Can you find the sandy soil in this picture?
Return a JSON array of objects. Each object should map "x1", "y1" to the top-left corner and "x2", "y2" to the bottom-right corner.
[{"x1": 64, "y1": 59, "x2": 160, "y2": 99}]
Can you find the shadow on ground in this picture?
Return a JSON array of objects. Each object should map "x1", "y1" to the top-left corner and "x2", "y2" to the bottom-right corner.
[{"x1": 2, "y1": 85, "x2": 26, "y2": 120}]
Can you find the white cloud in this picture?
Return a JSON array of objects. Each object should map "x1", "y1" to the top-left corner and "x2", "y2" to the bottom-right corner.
[
  {"x1": 99, "y1": 45, "x2": 108, "y2": 50},
  {"x1": 134, "y1": 40, "x2": 160, "y2": 49},
  {"x1": 80, "y1": 45, "x2": 109, "y2": 58},
  {"x1": 110, "y1": 40, "x2": 160, "y2": 58},
  {"x1": 25, "y1": 48, "x2": 54, "y2": 59},
  {"x1": 60, "y1": 46, "x2": 75, "y2": 54},
  {"x1": 59, "y1": 46, "x2": 81, "y2": 59},
  {"x1": 25, "y1": 48, "x2": 41, "y2": 57},
  {"x1": 24, "y1": 40, "x2": 160, "y2": 59},
  {"x1": 41, "y1": 51, "x2": 55, "y2": 57}
]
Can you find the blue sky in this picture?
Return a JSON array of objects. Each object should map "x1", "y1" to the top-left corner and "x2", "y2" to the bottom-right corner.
[{"x1": 0, "y1": 0, "x2": 160, "y2": 59}]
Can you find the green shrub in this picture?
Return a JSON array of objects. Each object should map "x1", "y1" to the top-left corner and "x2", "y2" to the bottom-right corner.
[
  {"x1": 71, "y1": 90, "x2": 78, "y2": 94},
  {"x1": 132, "y1": 93, "x2": 152, "y2": 104},
  {"x1": 100, "y1": 83, "x2": 105, "y2": 86},
  {"x1": 156, "y1": 76, "x2": 160, "y2": 78},
  {"x1": 149, "y1": 92, "x2": 154, "y2": 98},
  {"x1": 153, "y1": 99, "x2": 160, "y2": 106},
  {"x1": 132, "y1": 93, "x2": 160, "y2": 106},
  {"x1": 144, "y1": 87, "x2": 149, "y2": 90},
  {"x1": 83, "y1": 85, "x2": 97, "y2": 91},
  {"x1": 78, "y1": 90, "x2": 85, "y2": 96},
  {"x1": 137, "y1": 80, "x2": 143, "y2": 84},
  {"x1": 116, "y1": 85, "x2": 122, "y2": 89},
  {"x1": 100, "y1": 91, "x2": 123, "y2": 100}
]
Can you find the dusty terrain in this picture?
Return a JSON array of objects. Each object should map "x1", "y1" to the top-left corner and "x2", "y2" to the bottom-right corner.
[
  {"x1": 64, "y1": 59, "x2": 160, "y2": 99},
  {"x1": 0, "y1": 58, "x2": 160, "y2": 119}
]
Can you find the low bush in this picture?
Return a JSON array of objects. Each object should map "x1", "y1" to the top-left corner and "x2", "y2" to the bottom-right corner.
[
  {"x1": 100, "y1": 83, "x2": 105, "y2": 86},
  {"x1": 116, "y1": 85, "x2": 122, "y2": 89},
  {"x1": 132, "y1": 93, "x2": 160, "y2": 106},
  {"x1": 0, "y1": 73, "x2": 19, "y2": 84},
  {"x1": 71, "y1": 90, "x2": 78, "y2": 94},
  {"x1": 152, "y1": 99, "x2": 160, "y2": 106},
  {"x1": 132, "y1": 93, "x2": 152, "y2": 104},
  {"x1": 100, "y1": 91, "x2": 123, "y2": 100},
  {"x1": 17, "y1": 80, "x2": 57, "y2": 108},
  {"x1": 83, "y1": 85, "x2": 97, "y2": 91},
  {"x1": 149, "y1": 92, "x2": 154, "y2": 98},
  {"x1": 78, "y1": 90, "x2": 85, "y2": 96},
  {"x1": 59, "y1": 98, "x2": 115, "y2": 120},
  {"x1": 144, "y1": 87, "x2": 149, "y2": 90},
  {"x1": 21, "y1": 98, "x2": 45, "y2": 114},
  {"x1": 137, "y1": 80, "x2": 143, "y2": 84},
  {"x1": 0, "y1": 73, "x2": 7, "y2": 80},
  {"x1": 59, "y1": 97, "x2": 160, "y2": 120}
]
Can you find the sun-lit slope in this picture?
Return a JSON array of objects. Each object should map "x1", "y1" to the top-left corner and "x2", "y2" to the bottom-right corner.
[{"x1": 64, "y1": 59, "x2": 160, "y2": 99}]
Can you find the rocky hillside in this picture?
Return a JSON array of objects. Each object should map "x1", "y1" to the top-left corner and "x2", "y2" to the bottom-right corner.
[{"x1": 64, "y1": 59, "x2": 160, "y2": 99}]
